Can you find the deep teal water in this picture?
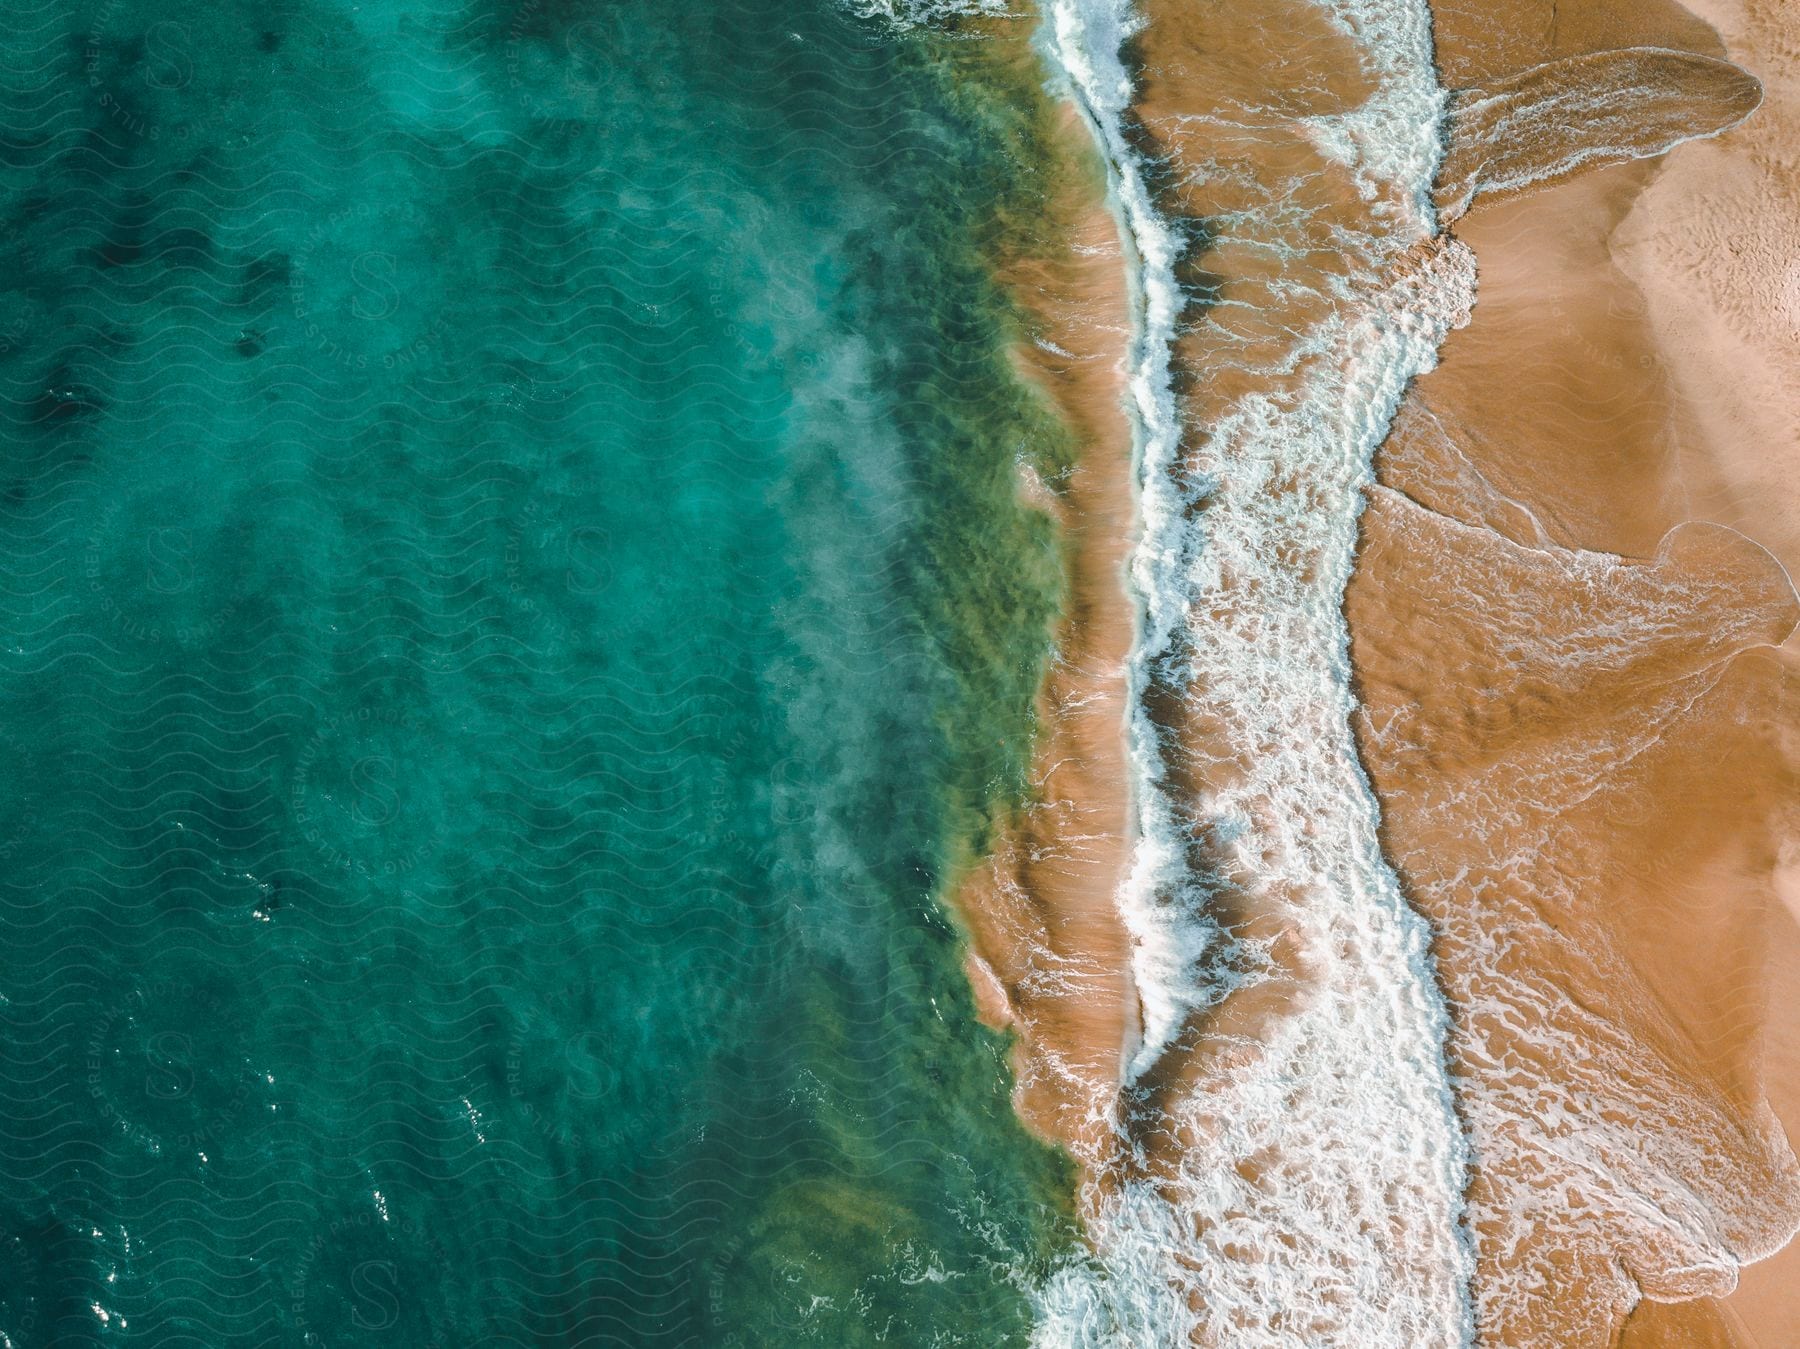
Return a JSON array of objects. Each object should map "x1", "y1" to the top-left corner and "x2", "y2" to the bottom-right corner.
[{"x1": 0, "y1": 1, "x2": 1082, "y2": 1342}]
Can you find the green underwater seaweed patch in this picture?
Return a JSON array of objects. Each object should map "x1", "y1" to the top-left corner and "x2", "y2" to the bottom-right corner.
[{"x1": 867, "y1": 11, "x2": 1094, "y2": 854}]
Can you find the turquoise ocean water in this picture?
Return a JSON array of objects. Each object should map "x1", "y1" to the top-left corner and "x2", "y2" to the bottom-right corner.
[{"x1": 0, "y1": 0, "x2": 1085, "y2": 1342}]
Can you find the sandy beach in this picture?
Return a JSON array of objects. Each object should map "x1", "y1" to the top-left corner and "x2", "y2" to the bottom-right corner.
[
  {"x1": 1349, "y1": 0, "x2": 1800, "y2": 1341},
  {"x1": 1611, "y1": 1, "x2": 1800, "y2": 1342},
  {"x1": 948, "y1": 0, "x2": 1800, "y2": 1341}
]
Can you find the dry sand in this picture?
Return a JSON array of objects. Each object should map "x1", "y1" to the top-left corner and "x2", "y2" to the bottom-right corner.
[{"x1": 1610, "y1": 3, "x2": 1800, "y2": 1342}]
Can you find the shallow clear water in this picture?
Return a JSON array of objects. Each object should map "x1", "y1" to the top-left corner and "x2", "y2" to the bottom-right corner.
[{"x1": 0, "y1": 1, "x2": 1080, "y2": 1342}]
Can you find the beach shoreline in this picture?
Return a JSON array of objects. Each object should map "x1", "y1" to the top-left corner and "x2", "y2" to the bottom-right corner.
[
  {"x1": 1351, "y1": 0, "x2": 1800, "y2": 1341},
  {"x1": 970, "y1": 0, "x2": 1481, "y2": 1340},
  {"x1": 949, "y1": 84, "x2": 1142, "y2": 1174},
  {"x1": 944, "y1": 0, "x2": 1800, "y2": 1342}
]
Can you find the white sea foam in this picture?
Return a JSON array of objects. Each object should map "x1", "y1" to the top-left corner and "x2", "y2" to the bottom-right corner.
[
  {"x1": 1029, "y1": 0, "x2": 1478, "y2": 1343},
  {"x1": 1037, "y1": 0, "x2": 1209, "y2": 1084},
  {"x1": 843, "y1": 0, "x2": 1017, "y2": 30}
]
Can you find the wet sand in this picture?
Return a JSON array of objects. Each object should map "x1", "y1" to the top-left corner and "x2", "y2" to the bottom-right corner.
[
  {"x1": 948, "y1": 75, "x2": 1141, "y2": 1173},
  {"x1": 1350, "y1": 0, "x2": 1800, "y2": 1342}
]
